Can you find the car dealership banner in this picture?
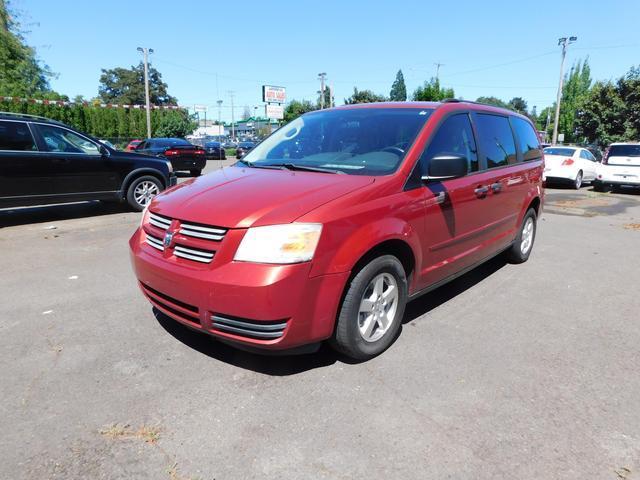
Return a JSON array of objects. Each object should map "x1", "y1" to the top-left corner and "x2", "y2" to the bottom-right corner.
[
  {"x1": 262, "y1": 85, "x2": 286, "y2": 104},
  {"x1": 0, "y1": 96, "x2": 186, "y2": 110}
]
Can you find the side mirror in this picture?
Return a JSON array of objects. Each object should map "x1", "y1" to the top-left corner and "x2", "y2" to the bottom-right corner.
[{"x1": 422, "y1": 154, "x2": 468, "y2": 182}]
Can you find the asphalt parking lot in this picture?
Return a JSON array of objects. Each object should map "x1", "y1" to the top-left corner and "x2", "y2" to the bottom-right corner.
[{"x1": 1, "y1": 162, "x2": 639, "y2": 480}]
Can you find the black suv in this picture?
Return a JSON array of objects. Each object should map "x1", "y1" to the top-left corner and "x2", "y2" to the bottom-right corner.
[{"x1": 0, "y1": 113, "x2": 176, "y2": 211}]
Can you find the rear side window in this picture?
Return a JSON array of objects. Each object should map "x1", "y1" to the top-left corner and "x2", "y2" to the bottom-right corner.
[
  {"x1": 421, "y1": 113, "x2": 479, "y2": 173},
  {"x1": 0, "y1": 121, "x2": 37, "y2": 151},
  {"x1": 609, "y1": 145, "x2": 640, "y2": 157},
  {"x1": 511, "y1": 117, "x2": 542, "y2": 161},
  {"x1": 474, "y1": 114, "x2": 517, "y2": 168}
]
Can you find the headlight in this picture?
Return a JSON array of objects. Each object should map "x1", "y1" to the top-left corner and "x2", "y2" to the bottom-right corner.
[{"x1": 234, "y1": 223, "x2": 323, "y2": 264}]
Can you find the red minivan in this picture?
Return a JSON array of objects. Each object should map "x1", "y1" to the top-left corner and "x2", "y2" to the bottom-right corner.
[{"x1": 130, "y1": 101, "x2": 544, "y2": 360}]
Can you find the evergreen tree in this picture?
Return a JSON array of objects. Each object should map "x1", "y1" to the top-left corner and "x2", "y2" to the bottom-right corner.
[{"x1": 389, "y1": 70, "x2": 407, "y2": 101}]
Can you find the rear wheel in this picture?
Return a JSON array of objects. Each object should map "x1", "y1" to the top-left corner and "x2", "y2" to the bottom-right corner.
[
  {"x1": 506, "y1": 208, "x2": 537, "y2": 264},
  {"x1": 126, "y1": 175, "x2": 163, "y2": 211},
  {"x1": 593, "y1": 181, "x2": 605, "y2": 192},
  {"x1": 332, "y1": 255, "x2": 407, "y2": 360},
  {"x1": 574, "y1": 171, "x2": 583, "y2": 189},
  {"x1": 190, "y1": 169, "x2": 202, "y2": 176}
]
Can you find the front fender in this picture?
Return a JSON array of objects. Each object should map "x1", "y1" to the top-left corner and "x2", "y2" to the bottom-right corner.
[{"x1": 309, "y1": 216, "x2": 423, "y2": 280}]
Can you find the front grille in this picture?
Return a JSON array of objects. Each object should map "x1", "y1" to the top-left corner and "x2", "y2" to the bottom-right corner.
[
  {"x1": 211, "y1": 314, "x2": 288, "y2": 340},
  {"x1": 149, "y1": 212, "x2": 171, "y2": 230},
  {"x1": 141, "y1": 283, "x2": 200, "y2": 325},
  {"x1": 174, "y1": 244, "x2": 215, "y2": 263},
  {"x1": 179, "y1": 222, "x2": 227, "y2": 241},
  {"x1": 145, "y1": 233, "x2": 164, "y2": 251}
]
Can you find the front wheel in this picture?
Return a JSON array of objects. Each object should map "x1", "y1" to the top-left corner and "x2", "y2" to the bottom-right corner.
[
  {"x1": 190, "y1": 169, "x2": 202, "y2": 177},
  {"x1": 332, "y1": 255, "x2": 407, "y2": 360},
  {"x1": 505, "y1": 208, "x2": 537, "y2": 264},
  {"x1": 126, "y1": 175, "x2": 163, "y2": 211}
]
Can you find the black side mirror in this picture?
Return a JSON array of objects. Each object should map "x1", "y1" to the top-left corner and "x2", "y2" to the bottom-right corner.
[{"x1": 422, "y1": 154, "x2": 468, "y2": 182}]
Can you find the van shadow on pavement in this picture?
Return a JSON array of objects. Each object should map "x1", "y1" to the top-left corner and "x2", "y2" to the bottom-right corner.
[
  {"x1": 0, "y1": 201, "x2": 128, "y2": 228},
  {"x1": 155, "y1": 255, "x2": 508, "y2": 376}
]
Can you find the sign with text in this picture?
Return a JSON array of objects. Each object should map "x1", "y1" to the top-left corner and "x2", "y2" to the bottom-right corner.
[
  {"x1": 194, "y1": 104, "x2": 207, "y2": 113},
  {"x1": 262, "y1": 85, "x2": 286, "y2": 104},
  {"x1": 265, "y1": 104, "x2": 284, "y2": 120}
]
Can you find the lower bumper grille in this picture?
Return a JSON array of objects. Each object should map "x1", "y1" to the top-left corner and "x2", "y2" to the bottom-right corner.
[
  {"x1": 211, "y1": 314, "x2": 287, "y2": 340},
  {"x1": 141, "y1": 283, "x2": 200, "y2": 325}
]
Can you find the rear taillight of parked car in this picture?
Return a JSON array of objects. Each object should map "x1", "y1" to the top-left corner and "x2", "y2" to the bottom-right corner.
[
  {"x1": 561, "y1": 158, "x2": 574, "y2": 166},
  {"x1": 165, "y1": 149, "x2": 180, "y2": 156}
]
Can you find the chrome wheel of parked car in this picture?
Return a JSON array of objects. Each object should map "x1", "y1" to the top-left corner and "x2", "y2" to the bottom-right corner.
[
  {"x1": 134, "y1": 180, "x2": 160, "y2": 206},
  {"x1": 520, "y1": 217, "x2": 535, "y2": 255},
  {"x1": 574, "y1": 171, "x2": 583, "y2": 189},
  {"x1": 358, "y1": 273, "x2": 399, "y2": 342},
  {"x1": 126, "y1": 175, "x2": 163, "y2": 211}
]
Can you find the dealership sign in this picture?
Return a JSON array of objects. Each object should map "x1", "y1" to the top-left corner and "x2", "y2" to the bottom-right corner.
[
  {"x1": 265, "y1": 104, "x2": 284, "y2": 120},
  {"x1": 262, "y1": 85, "x2": 286, "y2": 104}
]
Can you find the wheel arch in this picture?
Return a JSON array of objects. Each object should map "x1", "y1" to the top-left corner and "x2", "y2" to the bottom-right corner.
[{"x1": 119, "y1": 168, "x2": 168, "y2": 199}]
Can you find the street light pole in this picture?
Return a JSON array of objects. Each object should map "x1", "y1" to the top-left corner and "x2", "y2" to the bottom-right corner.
[
  {"x1": 318, "y1": 72, "x2": 327, "y2": 109},
  {"x1": 137, "y1": 47, "x2": 154, "y2": 139},
  {"x1": 552, "y1": 36, "x2": 576, "y2": 145}
]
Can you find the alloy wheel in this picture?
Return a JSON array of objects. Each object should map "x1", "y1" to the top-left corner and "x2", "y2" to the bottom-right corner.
[
  {"x1": 134, "y1": 180, "x2": 159, "y2": 207},
  {"x1": 357, "y1": 273, "x2": 399, "y2": 343}
]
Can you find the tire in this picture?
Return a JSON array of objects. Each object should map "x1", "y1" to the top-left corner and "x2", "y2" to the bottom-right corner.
[
  {"x1": 593, "y1": 181, "x2": 605, "y2": 192},
  {"x1": 332, "y1": 255, "x2": 408, "y2": 360},
  {"x1": 506, "y1": 208, "x2": 537, "y2": 264},
  {"x1": 574, "y1": 171, "x2": 583, "y2": 189},
  {"x1": 190, "y1": 169, "x2": 202, "y2": 177},
  {"x1": 125, "y1": 175, "x2": 163, "y2": 211}
]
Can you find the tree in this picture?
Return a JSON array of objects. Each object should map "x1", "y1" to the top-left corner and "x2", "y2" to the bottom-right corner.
[
  {"x1": 507, "y1": 97, "x2": 528, "y2": 114},
  {"x1": 98, "y1": 62, "x2": 177, "y2": 105},
  {"x1": 389, "y1": 69, "x2": 407, "y2": 101},
  {"x1": 154, "y1": 110, "x2": 198, "y2": 138},
  {"x1": 0, "y1": 0, "x2": 54, "y2": 96},
  {"x1": 556, "y1": 59, "x2": 592, "y2": 142},
  {"x1": 344, "y1": 87, "x2": 387, "y2": 104},
  {"x1": 283, "y1": 99, "x2": 317, "y2": 123},
  {"x1": 412, "y1": 78, "x2": 454, "y2": 101},
  {"x1": 317, "y1": 88, "x2": 331, "y2": 108},
  {"x1": 476, "y1": 96, "x2": 508, "y2": 108}
]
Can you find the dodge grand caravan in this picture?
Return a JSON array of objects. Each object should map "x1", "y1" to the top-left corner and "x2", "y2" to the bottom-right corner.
[{"x1": 130, "y1": 101, "x2": 544, "y2": 360}]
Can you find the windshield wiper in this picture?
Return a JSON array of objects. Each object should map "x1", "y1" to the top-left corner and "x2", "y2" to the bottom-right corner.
[
  {"x1": 236, "y1": 159, "x2": 285, "y2": 170},
  {"x1": 277, "y1": 163, "x2": 344, "y2": 174}
]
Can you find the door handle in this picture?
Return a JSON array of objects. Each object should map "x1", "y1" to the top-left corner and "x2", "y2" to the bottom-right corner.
[
  {"x1": 474, "y1": 185, "x2": 489, "y2": 196},
  {"x1": 491, "y1": 182, "x2": 502, "y2": 192}
]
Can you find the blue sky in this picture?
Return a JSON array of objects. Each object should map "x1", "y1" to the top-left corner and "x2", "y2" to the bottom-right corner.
[{"x1": 13, "y1": 0, "x2": 640, "y2": 122}]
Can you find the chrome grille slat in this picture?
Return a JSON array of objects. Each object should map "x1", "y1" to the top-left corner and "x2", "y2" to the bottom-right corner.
[
  {"x1": 180, "y1": 223, "x2": 227, "y2": 234},
  {"x1": 180, "y1": 222, "x2": 228, "y2": 242},
  {"x1": 149, "y1": 212, "x2": 171, "y2": 230},
  {"x1": 174, "y1": 244, "x2": 214, "y2": 263},
  {"x1": 178, "y1": 229, "x2": 225, "y2": 241},
  {"x1": 145, "y1": 234, "x2": 164, "y2": 251}
]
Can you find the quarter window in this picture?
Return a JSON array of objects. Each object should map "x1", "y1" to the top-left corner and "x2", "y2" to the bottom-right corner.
[
  {"x1": 421, "y1": 113, "x2": 478, "y2": 173},
  {"x1": 475, "y1": 114, "x2": 517, "y2": 168},
  {"x1": 511, "y1": 117, "x2": 542, "y2": 162},
  {"x1": 0, "y1": 121, "x2": 37, "y2": 151},
  {"x1": 36, "y1": 124, "x2": 100, "y2": 154}
]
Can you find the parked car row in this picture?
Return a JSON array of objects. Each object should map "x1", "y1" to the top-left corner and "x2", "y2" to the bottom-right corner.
[{"x1": 542, "y1": 142, "x2": 640, "y2": 191}]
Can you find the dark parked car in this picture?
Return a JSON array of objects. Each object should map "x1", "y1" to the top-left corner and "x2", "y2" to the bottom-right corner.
[
  {"x1": 135, "y1": 138, "x2": 206, "y2": 176},
  {"x1": 235, "y1": 141, "x2": 256, "y2": 159},
  {"x1": 0, "y1": 112, "x2": 176, "y2": 211},
  {"x1": 204, "y1": 141, "x2": 226, "y2": 160},
  {"x1": 223, "y1": 141, "x2": 237, "y2": 149}
]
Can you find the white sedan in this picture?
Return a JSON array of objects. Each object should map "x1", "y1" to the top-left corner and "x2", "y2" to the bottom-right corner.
[{"x1": 543, "y1": 146, "x2": 598, "y2": 189}]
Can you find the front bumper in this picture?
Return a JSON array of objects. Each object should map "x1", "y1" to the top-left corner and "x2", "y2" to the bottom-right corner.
[{"x1": 129, "y1": 229, "x2": 349, "y2": 351}]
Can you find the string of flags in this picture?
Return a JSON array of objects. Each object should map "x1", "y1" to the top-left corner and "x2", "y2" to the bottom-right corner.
[{"x1": 0, "y1": 96, "x2": 186, "y2": 110}]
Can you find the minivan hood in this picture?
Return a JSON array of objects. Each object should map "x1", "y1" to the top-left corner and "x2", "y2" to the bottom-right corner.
[{"x1": 150, "y1": 166, "x2": 374, "y2": 228}]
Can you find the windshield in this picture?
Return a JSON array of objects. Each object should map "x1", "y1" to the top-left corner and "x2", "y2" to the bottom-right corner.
[
  {"x1": 241, "y1": 108, "x2": 433, "y2": 175},
  {"x1": 544, "y1": 147, "x2": 576, "y2": 156},
  {"x1": 609, "y1": 145, "x2": 640, "y2": 157}
]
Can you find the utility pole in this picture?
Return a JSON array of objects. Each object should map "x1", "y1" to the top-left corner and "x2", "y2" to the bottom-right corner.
[
  {"x1": 228, "y1": 91, "x2": 235, "y2": 140},
  {"x1": 318, "y1": 72, "x2": 327, "y2": 109},
  {"x1": 552, "y1": 36, "x2": 577, "y2": 145},
  {"x1": 434, "y1": 62, "x2": 444, "y2": 81},
  {"x1": 217, "y1": 100, "x2": 223, "y2": 140},
  {"x1": 137, "y1": 47, "x2": 154, "y2": 138}
]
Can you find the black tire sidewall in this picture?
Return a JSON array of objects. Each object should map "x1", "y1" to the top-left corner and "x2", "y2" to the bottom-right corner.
[
  {"x1": 126, "y1": 175, "x2": 163, "y2": 212},
  {"x1": 334, "y1": 255, "x2": 408, "y2": 360}
]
